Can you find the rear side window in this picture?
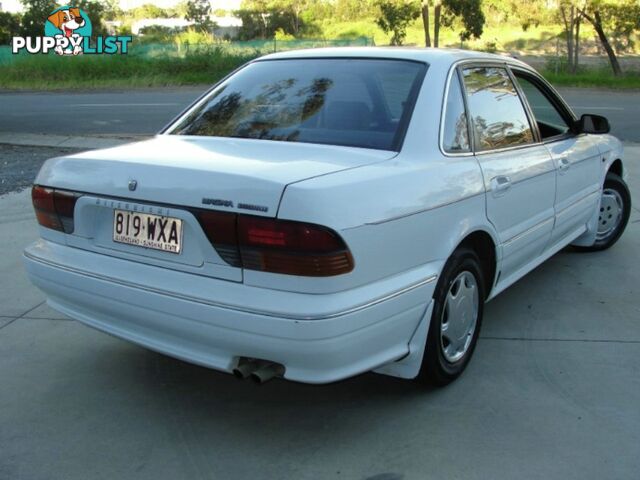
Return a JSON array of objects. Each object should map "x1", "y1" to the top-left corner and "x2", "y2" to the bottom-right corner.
[
  {"x1": 168, "y1": 58, "x2": 427, "y2": 151},
  {"x1": 442, "y1": 70, "x2": 470, "y2": 153},
  {"x1": 462, "y1": 66, "x2": 534, "y2": 151}
]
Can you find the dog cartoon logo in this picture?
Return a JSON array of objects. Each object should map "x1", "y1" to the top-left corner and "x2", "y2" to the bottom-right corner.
[
  {"x1": 44, "y1": 6, "x2": 92, "y2": 55},
  {"x1": 11, "y1": 5, "x2": 130, "y2": 56}
]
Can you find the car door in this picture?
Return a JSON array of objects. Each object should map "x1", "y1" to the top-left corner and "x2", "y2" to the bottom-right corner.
[
  {"x1": 511, "y1": 68, "x2": 602, "y2": 247},
  {"x1": 460, "y1": 64, "x2": 557, "y2": 285}
]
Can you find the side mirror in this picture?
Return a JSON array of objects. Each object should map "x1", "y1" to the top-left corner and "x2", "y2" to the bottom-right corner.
[{"x1": 575, "y1": 113, "x2": 610, "y2": 134}]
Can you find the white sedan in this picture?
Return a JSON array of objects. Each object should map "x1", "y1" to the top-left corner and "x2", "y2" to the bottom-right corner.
[{"x1": 24, "y1": 48, "x2": 631, "y2": 385}]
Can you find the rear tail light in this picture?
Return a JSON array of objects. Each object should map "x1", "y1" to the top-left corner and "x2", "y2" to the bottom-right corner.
[
  {"x1": 32, "y1": 186, "x2": 80, "y2": 234},
  {"x1": 196, "y1": 212, "x2": 354, "y2": 277},
  {"x1": 238, "y1": 216, "x2": 353, "y2": 276},
  {"x1": 197, "y1": 210, "x2": 241, "y2": 267},
  {"x1": 31, "y1": 185, "x2": 353, "y2": 276}
]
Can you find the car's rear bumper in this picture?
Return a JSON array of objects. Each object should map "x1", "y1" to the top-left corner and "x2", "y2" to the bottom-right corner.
[{"x1": 24, "y1": 239, "x2": 438, "y2": 384}]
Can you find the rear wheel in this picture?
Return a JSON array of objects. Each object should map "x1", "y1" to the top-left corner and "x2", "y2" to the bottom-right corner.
[
  {"x1": 574, "y1": 173, "x2": 631, "y2": 252},
  {"x1": 417, "y1": 247, "x2": 485, "y2": 386}
]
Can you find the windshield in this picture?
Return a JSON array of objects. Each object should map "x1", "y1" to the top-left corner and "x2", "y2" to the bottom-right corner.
[{"x1": 167, "y1": 58, "x2": 427, "y2": 151}]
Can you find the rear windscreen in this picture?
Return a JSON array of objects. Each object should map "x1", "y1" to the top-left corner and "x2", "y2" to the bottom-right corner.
[{"x1": 168, "y1": 58, "x2": 427, "y2": 151}]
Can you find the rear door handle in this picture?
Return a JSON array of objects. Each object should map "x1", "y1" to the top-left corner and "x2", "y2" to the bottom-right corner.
[
  {"x1": 558, "y1": 156, "x2": 571, "y2": 173},
  {"x1": 490, "y1": 175, "x2": 511, "y2": 197}
]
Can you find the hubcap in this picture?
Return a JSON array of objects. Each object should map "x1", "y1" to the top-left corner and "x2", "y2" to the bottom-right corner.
[
  {"x1": 440, "y1": 271, "x2": 479, "y2": 363},
  {"x1": 596, "y1": 188, "x2": 624, "y2": 241}
]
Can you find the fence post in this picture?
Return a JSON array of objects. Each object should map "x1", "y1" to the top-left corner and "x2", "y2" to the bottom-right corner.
[{"x1": 273, "y1": 37, "x2": 277, "y2": 53}]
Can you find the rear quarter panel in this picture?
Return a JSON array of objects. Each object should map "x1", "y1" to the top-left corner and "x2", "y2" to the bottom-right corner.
[{"x1": 272, "y1": 153, "x2": 494, "y2": 294}]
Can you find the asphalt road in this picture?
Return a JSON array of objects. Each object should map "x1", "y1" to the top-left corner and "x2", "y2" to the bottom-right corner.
[
  {"x1": 0, "y1": 86, "x2": 639, "y2": 142},
  {"x1": 0, "y1": 144, "x2": 81, "y2": 195},
  {"x1": 0, "y1": 87, "x2": 205, "y2": 137},
  {"x1": 0, "y1": 145, "x2": 639, "y2": 479}
]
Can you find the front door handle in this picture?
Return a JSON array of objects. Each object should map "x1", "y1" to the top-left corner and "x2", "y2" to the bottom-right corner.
[
  {"x1": 490, "y1": 175, "x2": 511, "y2": 197},
  {"x1": 558, "y1": 156, "x2": 571, "y2": 173}
]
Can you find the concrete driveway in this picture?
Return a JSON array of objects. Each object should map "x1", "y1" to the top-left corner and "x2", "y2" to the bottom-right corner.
[{"x1": 1, "y1": 146, "x2": 639, "y2": 480}]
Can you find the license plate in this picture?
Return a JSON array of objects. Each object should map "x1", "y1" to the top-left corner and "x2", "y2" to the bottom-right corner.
[{"x1": 113, "y1": 209, "x2": 183, "y2": 254}]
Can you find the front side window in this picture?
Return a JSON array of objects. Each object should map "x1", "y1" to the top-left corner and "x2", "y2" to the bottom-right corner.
[
  {"x1": 442, "y1": 69, "x2": 470, "y2": 153},
  {"x1": 514, "y1": 73, "x2": 572, "y2": 140},
  {"x1": 168, "y1": 59, "x2": 427, "y2": 151},
  {"x1": 462, "y1": 66, "x2": 534, "y2": 151}
]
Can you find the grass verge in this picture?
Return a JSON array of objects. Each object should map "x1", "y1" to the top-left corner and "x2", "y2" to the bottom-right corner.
[
  {"x1": 0, "y1": 47, "x2": 258, "y2": 90},
  {"x1": 541, "y1": 70, "x2": 640, "y2": 89},
  {"x1": 0, "y1": 49, "x2": 638, "y2": 90}
]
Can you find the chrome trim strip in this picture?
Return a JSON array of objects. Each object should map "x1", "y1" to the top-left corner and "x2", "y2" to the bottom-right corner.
[
  {"x1": 554, "y1": 188, "x2": 600, "y2": 217},
  {"x1": 502, "y1": 188, "x2": 599, "y2": 248},
  {"x1": 473, "y1": 141, "x2": 543, "y2": 156},
  {"x1": 24, "y1": 250, "x2": 437, "y2": 321},
  {"x1": 362, "y1": 191, "x2": 484, "y2": 226},
  {"x1": 502, "y1": 217, "x2": 554, "y2": 247}
]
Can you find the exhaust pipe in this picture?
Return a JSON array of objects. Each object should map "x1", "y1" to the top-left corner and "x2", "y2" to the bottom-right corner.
[
  {"x1": 232, "y1": 360, "x2": 259, "y2": 379},
  {"x1": 250, "y1": 362, "x2": 285, "y2": 384},
  {"x1": 233, "y1": 358, "x2": 285, "y2": 383}
]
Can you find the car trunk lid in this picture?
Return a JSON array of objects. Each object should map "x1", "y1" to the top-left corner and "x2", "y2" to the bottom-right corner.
[
  {"x1": 35, "y1": 135, "x2": 395, "y2": 281},
  {"x1": 37, "y1": 135, "x2": 395, "y2": 214}
]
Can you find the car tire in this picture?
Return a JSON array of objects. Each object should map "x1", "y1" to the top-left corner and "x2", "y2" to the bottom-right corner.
[
  {"x1": 417, "y1": 247, "x2": 485, "y2": 387},
  {"x1": 574, "y1": 173, "x2": 631, "y2": 252}
]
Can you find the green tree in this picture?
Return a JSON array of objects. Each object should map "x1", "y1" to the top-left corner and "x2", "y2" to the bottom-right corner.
[
  {"x1": 20, "y1": 0, "x2": 110, "y2": 36},
  {"x1": 20, "y1": 0, "x2": 57, "y2": 36},
  {"x1": 236, "y1": 0, "x2": 316, "y2": 39},
  {"x1": 168, "y1": 1, "x2": 191, "y2": 19},
  {"x1": 483, "y1": 0, "x2": 549, "y2": 31},
  {"x1": 0, "y1": 11, "x2": 21, "y2": 43},
  {"x1": 130, "y1": 4, "x2": 172, "y2": 20},
  {"x1": 376, "y1": 0, "x2": 420, "y2": 46},
  {"x1": 102, "y1": 0, "x2": 122, "y2": 21},
  {"x1": 74, "y1": 0, "x2": 109, "y2": 36},
  {"x1": 603, "y1": 0, "x2": 640, "y2": 52},
  {"x1": 281, "y1": 0, "x2": 311, "y2": 35},
  {"x1": 579, "y1": 0, "x2": 640, "y2": 76},
  {"x1": 185, "y1": 0, "x2": 213, "y2": 32},
  {"x1": 334, "y1": 0, "x2": 379, "y2": 21},
  {"x1": 558, "y1": 0, "x2": 582, "y2": 74},
  {"x1": 421, "y1": 0, "x2": 485, "y2": 47}
]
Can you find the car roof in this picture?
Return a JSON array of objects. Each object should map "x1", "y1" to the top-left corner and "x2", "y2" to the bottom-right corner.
[{"x1": 258, "y1": 47, "x2": 532, "y2": 70}]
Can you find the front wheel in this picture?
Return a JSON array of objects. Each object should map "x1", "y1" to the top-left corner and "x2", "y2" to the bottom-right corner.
[
  {"x1": 417, "y1": 247, "x2": 485, "y2": 386},
  {"x1": 575, "y1": 173, "x2": 631, "y2": 252}
]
